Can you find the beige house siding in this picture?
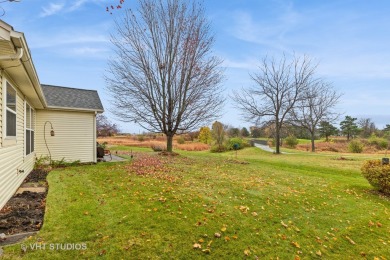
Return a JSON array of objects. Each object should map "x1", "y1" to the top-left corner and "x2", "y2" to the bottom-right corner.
[
  {"x1": 0, "y1": 72, "x2": 2, "y2": 148},
  {"x1": 35, "y1": 110, "x2": 96, "y2": 163},
  {"x1": 0, "y1": 77, "x2": 35, "y2": 210}
]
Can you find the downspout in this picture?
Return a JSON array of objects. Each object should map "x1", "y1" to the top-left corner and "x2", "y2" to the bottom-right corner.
[
  {"x1": 0, "y1": 47, "x2": 23, "y2": 60},
  {"x1": 93, "y1": 111, "x2": 97, "y2": 163}
]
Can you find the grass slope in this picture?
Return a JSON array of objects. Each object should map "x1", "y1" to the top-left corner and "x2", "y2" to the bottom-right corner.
[{"x1": 2, "y1": 148, "x2": 389, "y2": 259}]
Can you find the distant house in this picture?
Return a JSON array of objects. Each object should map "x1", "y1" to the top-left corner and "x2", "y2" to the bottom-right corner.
[{"x1": 0, "y1": 20, "x2": 104, "y2": 209}]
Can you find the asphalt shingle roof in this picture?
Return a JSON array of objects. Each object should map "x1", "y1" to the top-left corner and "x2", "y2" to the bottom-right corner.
[{"x1": 41, "y1": 84, "x2": 104, "y2": 111}]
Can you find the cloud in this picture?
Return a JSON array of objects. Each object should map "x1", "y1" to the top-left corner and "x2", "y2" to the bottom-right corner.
[
  {"x1": 40, "y1": 0, "x2": 106, "y2": 17},
  {"x1": 40, "y1": 2, "x2": 65, "y2": 17},
  {"x1": 68, "y1": 0, "x2": 106, "y2": 12},
  {"x1": 68, "y1": 0, "x2": 89, "y2": 12},
  {"x1": 226, "y1": 3, "x2": 301, "y2": 53},
  {"x1": 28, "y1": 30, "x2": 109, "y2": 49},
  {"x1": 69, "y1": 46, "x2": 110, "y2": 56},
  {"x1": 221, "y1": 57, "x2": 258, "y2": 70}
]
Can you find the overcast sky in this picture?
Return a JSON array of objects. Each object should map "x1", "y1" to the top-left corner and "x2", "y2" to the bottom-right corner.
[{"x1": 3, "y1": 0, "x2": 390, "y2": 133}]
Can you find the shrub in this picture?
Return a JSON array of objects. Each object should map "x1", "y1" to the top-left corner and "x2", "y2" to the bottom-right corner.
[
  {"x1": 348, "y1": 140, "x2": 364, "y2": 153},
  {"x1": 210, "y1": 144, "x2": 227, "y2": 153},
  {"x1": 51, "y1": 158, "x2": 81, "y2": 168},
  {"x1": 34, "y1": 156, "x2": 50, "y2": 170},
  {"x1": 151, "y1": 144, "x2": 165, "y2": 152},
  {"x1": 284, "y1": 135, "x2": 298, "y2": 148},
  {"x1": 361, "y1": 160, "x2": 390, "y2": 195},
  {"x1": 368, "y1": 134, "x2": 388, "y2": 150},
  {"x1": 97, "y1": 142, "x2": 108, "y2": 149},
  {"x1": 177, "y1": 136, "x2": 185, "y2": 144},
  {"x1": 138, "y1": 135, "x2": 145, "y2": 142},
  {"x1": 225, "y1": 137, "x2": 250, "y2": 150}
]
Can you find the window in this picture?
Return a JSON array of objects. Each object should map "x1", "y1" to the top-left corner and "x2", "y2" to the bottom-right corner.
[
  {"x1": 6, "y1": 82, "x2": 17, "y2": 137},
  {"x1": 26, "y1": 103, "x2": 35, "y2": 155}
]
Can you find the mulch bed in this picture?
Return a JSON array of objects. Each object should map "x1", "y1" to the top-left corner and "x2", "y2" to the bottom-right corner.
[
  {"x1": 0, "y1": 169, "x2": 49, "y2": 244},
  {"x1": 23, "y1": 169, "x2": 48, "y2": 183}
]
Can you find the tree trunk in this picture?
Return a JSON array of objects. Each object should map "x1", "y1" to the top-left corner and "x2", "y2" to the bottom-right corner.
[
  {"x1": 311, "y1": 134, "x2": 316, "y2": 152},
  {"x1": 275, "y1": 127, "x2": 281, "y2": 154},
  {"x1": 166, "y1": 134, "x2": 174, "y2": 153}
]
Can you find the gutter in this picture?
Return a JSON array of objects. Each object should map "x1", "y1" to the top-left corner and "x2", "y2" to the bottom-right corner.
[
  {"x1": 44, "y1": 106, "x2": 104, "y2": 113},
  {"x1": 0, "y1": 27, "x2": 48, "y2": 108},
  {"x1": 0, "y1": 47, "x2": 23, "y2": 60}
]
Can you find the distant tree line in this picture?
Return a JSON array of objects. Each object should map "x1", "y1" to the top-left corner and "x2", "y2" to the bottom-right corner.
[{"x1": 246, "y1": 115, "x2": 390, "y2": 145}]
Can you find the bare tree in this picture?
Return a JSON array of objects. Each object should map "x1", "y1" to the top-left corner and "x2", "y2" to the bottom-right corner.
[
  {"x1": 96, "y1": 114, "x2": 120, "y2": 137},
  {"x1": 106, "y1": 0, "x2": 224, "y2": 152},
  {"x1": 358, "y1": 118, "x2": 376, "y2": 138},
  {"x1": 212, "y1": 121, "x2": 225, "y2": 151},
  {"x1": 289, "y1": 81, "x2": 341, "y2": 152},
  {"x1": 233, "y1": 54, "x2": 317, "y2": 154}
]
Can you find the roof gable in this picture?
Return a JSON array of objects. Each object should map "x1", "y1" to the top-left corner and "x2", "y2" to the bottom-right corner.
[{"x1": 41, "y1": 84, "x2": 104, "y2": 112}]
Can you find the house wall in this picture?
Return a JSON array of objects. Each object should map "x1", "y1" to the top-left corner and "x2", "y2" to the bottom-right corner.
[
  {"x1": 0, "y1": 72, "x2": 2, "y2": 148},
  {"x1": 35, "y1": 110, "x2": 97, "y2": 163},
  {"x1": 0, "y1": 73, "x2": 35, "y2": 210}
]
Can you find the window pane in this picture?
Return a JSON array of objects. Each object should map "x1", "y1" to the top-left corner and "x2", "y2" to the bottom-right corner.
[
  {"x1": 6, "y1": 110, "x2": 16, "y2": 136},
  {"x1": 26, "y1": 104, "x2": 31, "y2": 129},
  {"x1": 6, "y1": 84, "x2": 16, "y2": 112},
  {"x1": 31, "y1": 131, "x2": 35, "y2": 152},
  {"x1": 31, "y1": 109, "x2": 35, "y2": 130},
  {"x1": 26, "y1": 130, "x2": 31, "y2": 155}
]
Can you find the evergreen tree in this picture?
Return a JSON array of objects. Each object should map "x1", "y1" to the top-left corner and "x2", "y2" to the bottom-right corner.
[
  {"x1": 240, "y1": 127, "x2": 250, "y2": 137},
  {"x1": 340, "y1": 116, "x2": 359, "y2": 140},
  {"x1": 318, "y1": 121, "x2": 338, "y2": 141}
]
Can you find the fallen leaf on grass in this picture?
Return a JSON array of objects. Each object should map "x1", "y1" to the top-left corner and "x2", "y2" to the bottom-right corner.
[
  {"x1": 345, "y1": 236, "x2": 356, "y2": 245},
  {"x1": 281, "y1": 221, "x2": 288, "y2": 228},
  {"x1": 291, "y1": 241, "x2": 300, "y2": 248},
  {"x1": 244, "y1": 249, "x2": 251, "y2": 256},
  {"x1": 221, "y1": 226, "x2": 227, "y2": 232},
  {"x1": 316, "y1": 250, "x2": 322, "y2": 256},
  {"x1": 193, "y1": 243, "x2": 202, "y2": 249},
  {"x1": 202, "y1": 248, "x2": 211, "y2": 254},
  {"x1": 224, "y1": 236, "x2": 230, "y2": 241},
  {"x1": 251, "y1": 212, "x2": 258, "y2": 217},
  {"x1": 239, "y1": 205, "x2": 249, "y2": 213},
  {"x1": 214, "y1": 233, "x2": 221, "y2": 238}
]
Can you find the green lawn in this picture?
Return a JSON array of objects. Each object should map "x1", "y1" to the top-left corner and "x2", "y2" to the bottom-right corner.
[{"x1": 2, "y1": 147, "x2": 389, "y2": 259}]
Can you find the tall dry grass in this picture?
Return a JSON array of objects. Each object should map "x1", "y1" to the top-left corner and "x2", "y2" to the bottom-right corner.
[
  {"x1": 98, "y1": 136, "x2": 209, "y2": 151},
  {"x1": 296, "y1": 139, "x2": 389, "y2": 153}
]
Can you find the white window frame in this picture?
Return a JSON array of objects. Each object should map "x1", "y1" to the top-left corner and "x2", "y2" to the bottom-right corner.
[
  {"x1": 25, "y1": 101, "x2": 35, "y2": 156},
  {"x1": 3, "y1": 81, "x2": 17, "y2": 144}
]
